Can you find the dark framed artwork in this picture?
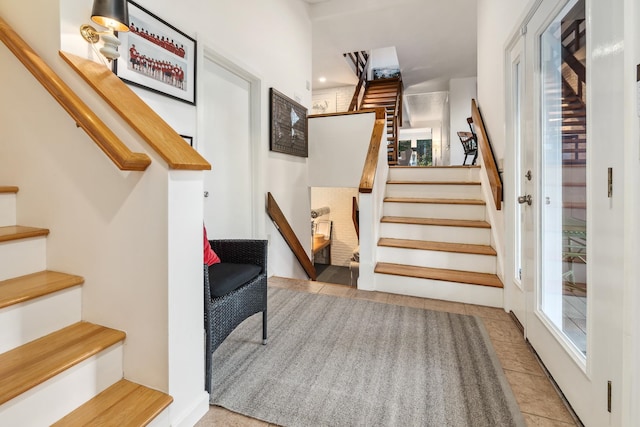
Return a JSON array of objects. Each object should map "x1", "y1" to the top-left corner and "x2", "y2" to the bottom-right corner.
[
  {"x1": 113, "y1": 1, "x2": 197, "y2": 105},
  {"x1": 269, "y1": 88, "x2": 308, "y2": 157}
]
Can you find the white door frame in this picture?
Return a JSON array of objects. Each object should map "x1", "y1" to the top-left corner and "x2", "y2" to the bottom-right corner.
[{"x1": 505, "y1": 0, "x2": 624, "y2": 424}]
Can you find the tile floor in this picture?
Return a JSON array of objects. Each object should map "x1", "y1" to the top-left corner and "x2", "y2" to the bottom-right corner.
[{"x1": 196, "y1": 277, "x2": 581, "y2": 427}]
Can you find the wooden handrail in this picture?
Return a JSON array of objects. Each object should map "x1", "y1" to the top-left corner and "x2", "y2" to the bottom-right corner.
[
  {"x1": 60, "y1": 52, "x2": 211, "y2": 170},
  {"x1": 0, "y1": 17, "x2": 151, "y2": 171},
  {"x1": 471, "y1": 99, "x2": 502, "y2": 210},
  {"x1": 266, "y1": 192, "x2": 317, "y2": 280},
  {"x1": 359, "y1": 108, "x2": 387, "y2": 193},
  {"x1": 352, "y1": 196, "x2": 359, "y2": 239},
  {"x1": 346, "y1": 51, "x2": 370, "y2": 111}
]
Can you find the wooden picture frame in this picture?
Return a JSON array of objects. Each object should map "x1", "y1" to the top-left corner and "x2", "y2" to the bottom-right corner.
[
  {"x1": 269, "y1": 88, "x2": 308, "y2": 157},
  {"x1": 113, "y1": 1, "x2": 197, "y2": 105}
]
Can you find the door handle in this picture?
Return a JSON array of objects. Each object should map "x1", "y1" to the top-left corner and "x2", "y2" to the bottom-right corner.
[{"x1": 517, "y1": 194, "x2": 532, "y2": 206}]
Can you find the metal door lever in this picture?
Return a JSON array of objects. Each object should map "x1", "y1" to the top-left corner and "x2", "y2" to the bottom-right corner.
[{"x1": 517, "y1": 194, "x2": 532, "y2": 205}]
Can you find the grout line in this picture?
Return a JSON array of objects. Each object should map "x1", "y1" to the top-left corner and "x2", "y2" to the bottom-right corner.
[{"x1": 525, "y1": 340, "x2": 585, "y2": 427}]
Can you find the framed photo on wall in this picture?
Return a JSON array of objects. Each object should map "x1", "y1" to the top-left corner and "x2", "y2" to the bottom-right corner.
[
  {"x1": 113, "y1": 1, "x2": 197, "y2": 105},
  {"x1": 269, "y1": 88, "x2": 308, "y2": 157}
]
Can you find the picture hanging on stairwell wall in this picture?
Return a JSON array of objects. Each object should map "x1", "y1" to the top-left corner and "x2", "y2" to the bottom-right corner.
[
  {"x1": 113, "y1": 1, "x2": 197, "y2": 105},
  {"x1": 269, "y1": 88, "x2": 308, "y2": 157}
]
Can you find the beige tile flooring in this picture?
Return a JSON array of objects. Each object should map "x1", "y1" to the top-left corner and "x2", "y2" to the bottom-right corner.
[{"x1": 196, "y1": 277, "x2": 580, "y2": 427}]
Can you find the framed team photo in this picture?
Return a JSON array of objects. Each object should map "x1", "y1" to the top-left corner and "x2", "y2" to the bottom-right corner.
[{"x1": 113, "y1": 1, "x2": 197, "y2": 105}]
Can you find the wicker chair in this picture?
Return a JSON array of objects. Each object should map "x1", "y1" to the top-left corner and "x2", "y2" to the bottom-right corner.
[{"x1": 204, "y1": 239, "x2": 268, "y2": 393}]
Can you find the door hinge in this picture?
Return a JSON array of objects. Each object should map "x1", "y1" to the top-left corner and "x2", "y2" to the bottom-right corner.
[
  {"x1": 608, "y1": 168, "x2": 613, "y2": 198},
  {"x1": 607, "y1": 380, "x2": 612, "y2": 413},
  {"x1": 518, "y1": 268, "x2": 522, "y2": 280}
]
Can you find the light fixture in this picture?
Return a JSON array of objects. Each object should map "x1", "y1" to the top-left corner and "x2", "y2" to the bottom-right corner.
[
  {"x1": 80, "y1": 0, "x2": 129, "y2": 62},
  {"x1": 318, "y1": 76, "x2": 327, "y2": 83}
]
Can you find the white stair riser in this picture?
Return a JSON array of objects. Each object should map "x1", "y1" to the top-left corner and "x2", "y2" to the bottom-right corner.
[
  {"x1": 377, "y1": 246, "x2": 497, "y2": 274},
  {"x1": 383, "y1": 202, "x2": 486, "y2": 220},
  {"x1": 148, "y1": 409, "x2": 171, "y2": 427},
  {"x1": 385, "y1": 183, "x2": 481, "y2": 199},
  {"x1": 0, "y1": 238, "x2": 46, "y2": 281},
  {"x1": 374, "y1": 273, "x2": 503, "y2": 307},
  {"x1": 389, "y1": 167, "x2": 479, "y2": 182},
  {"x1": 0, "y1": 286, "x2": 82, "y2": 354},
  {"x1": 0, "y1": 344, "x2": 123, "y2": 427},
  {"x1": 380, "y1": 223, "x2": 491, "y2": 245},
  {"x1": 0, "y1": 193, "x2": 16, "y2": 227}
]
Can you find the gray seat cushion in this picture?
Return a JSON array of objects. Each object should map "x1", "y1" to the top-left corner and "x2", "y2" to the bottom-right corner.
[{"x1": 207, "y1": 263, "x2": 262, "y2": 298}]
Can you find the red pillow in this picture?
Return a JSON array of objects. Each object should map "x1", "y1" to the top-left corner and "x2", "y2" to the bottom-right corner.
[{"x1": 203, "y1": 225, "x2": 221, "y2": 265}]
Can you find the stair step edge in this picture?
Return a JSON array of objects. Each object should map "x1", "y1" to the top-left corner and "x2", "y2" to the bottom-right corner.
[
  {"x1": 0, "y1": 186, "x2": 19, "y2": 194},
  {"x1": 52, "y1": 379, "x2": 173, "y2": 427},
  {"x1": 375, "y1": 262, "x2": 503, "y2": 288},
  {"x1": 0, "y1": 271, "x2": 85, "y2": 309},
  {"x1": 384, "y1": 197, "x2": 486, "y2": 205},
  {"x1": 387, "y1": 180, "x2": 481, "y2": 185},
  {"x1": 381, "y1": 216, "x2": 491, "y2": 229},
  {"x1": 378, "y1": 238, "x2": 497, "y2": 256},
  {"x1": 0, "y1": 322, "x2": 126, "y2": 406},
  {"x1": 0, "y1": 226, "x2": 50, "y2": 243}
]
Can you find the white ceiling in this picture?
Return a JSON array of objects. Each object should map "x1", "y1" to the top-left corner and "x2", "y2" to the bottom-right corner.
[{"x1": 304, "y1": 0, "x2": 477, "y2": 126}]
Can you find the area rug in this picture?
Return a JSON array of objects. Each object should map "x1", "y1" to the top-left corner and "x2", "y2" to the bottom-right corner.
[{"x1": 210, "y1": 288, "x2": 525, "y2": 427}]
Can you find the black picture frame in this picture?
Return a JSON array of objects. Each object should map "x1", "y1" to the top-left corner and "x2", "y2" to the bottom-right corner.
[
  {"x1": 269, "y1": 88, "x2": 308, "y2": 157},
  {"x1": 113, "y1": 1, "x2": 197, "y2": 105}
]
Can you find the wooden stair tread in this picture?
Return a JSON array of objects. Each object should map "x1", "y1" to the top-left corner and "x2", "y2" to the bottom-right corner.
[
  {"x1": 381, "y1": 216, "x2": 491, "y2": 229},
  {"x1": 390, "y1": 165, "x2": 480, "y2": 169},
  {"x1": 0, "y1": 271, "x2": 84, "y2": 309},
  {"x1": 0, "y1": 322, "x2": 125, "y2": 405},
  {"x1": 52, "y1": 379, "x2": 173, "y2": 427},
  {"x1": 0, "y1": 225, "x2": 50, "y2": 243},
  {"x1": 375, "y1": 262, "x2": 503, "y2": 288},
  {"x1": 378, "y1": 237, "x2": 497, "y2": 256},
  {"x1": 387, "y1": 180, "x2": 480, "y2": 185},
  {"x1": 0, "y1": 186, "x2": 18, "y2": 194},
  {"x1": 384, "y1": 197, "x2": 486, "y2": 205}
]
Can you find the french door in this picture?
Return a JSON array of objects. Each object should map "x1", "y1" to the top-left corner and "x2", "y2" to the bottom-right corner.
[{"x1": 508, "y1": 0, "x2": 623, "y2": 424}]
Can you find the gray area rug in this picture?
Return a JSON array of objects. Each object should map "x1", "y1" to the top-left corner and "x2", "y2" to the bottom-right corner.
[{"x1": 210, "y1": 288, "x2": 525, "y2": 427}]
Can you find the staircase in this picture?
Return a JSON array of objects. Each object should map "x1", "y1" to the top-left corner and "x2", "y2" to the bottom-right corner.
[
  {"x1": 360, "y1": 78, "x2": 403, "y2": 165},
  {"x1": 0, "y1": 186, "x2": 172, "y2": 426},
  {"x1": 373, "y1": 167, "x2": 503, "y2": 307}
]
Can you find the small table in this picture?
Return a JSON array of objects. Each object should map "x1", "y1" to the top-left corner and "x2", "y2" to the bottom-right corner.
[{"x1": 313, "y1": 238, "x2": 331, "y2": 265}]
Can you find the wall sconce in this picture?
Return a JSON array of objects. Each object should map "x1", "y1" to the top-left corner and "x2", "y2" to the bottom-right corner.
[{"x1": 80, "y1": 0, "x2": 129, "y2": 62}]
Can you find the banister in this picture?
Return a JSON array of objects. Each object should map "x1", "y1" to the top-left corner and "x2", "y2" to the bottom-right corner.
[
  {"x1": 266, "y1": 192, "x2": 317, "y2": 280},
  {"x1": 471, "y1": 99, "x2": 502, "y2": 210},
  {"x1": 358, "y1": 108, "x2": 387, "y2": 193},
  {"x1": 0, "y1": 16, "x2": 151, "y2": 172},
  {"x1": 60, "y1": 52, "x2": 211, "y2": 171}
]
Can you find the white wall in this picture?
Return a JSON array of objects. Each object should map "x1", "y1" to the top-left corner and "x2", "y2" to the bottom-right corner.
[
  {"x1": 449, "y1": 77, "x2": 477, "y2": 165},
  {"x1": 369, "y1": 46, "x2": 399, "y2": 78},
  {"x1": 308, "y1": 112, "x2": 375, "y2": 188},
  {"x1": 477, "y1": 0, "x2": 530, "y2": 165},
  {"x1": 311, "y1": 85, "x2": 355, "y2": 114}
]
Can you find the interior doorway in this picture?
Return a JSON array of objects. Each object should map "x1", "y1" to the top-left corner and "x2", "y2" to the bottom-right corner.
[{"x1": 200, "y1": 50, "x2": 262, "y2": 239}]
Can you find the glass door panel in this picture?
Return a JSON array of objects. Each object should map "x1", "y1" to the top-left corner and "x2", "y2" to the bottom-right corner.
[{"x1": 539, "y1": 0, "x2": 587, "y2": 357}]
